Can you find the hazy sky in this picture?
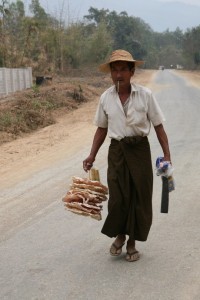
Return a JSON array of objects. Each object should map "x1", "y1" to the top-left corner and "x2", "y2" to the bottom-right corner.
[
  {"x1": 25, "y1": 0, "x2": 200, "y2": 32},
  {"x1": 158, "y1": 0, "x2": 200, "y2": 4}
]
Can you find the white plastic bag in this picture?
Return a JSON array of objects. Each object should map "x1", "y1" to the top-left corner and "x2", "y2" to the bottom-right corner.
[{"x1": 156, "y1": 157, "x2": 175, "y2": 192}]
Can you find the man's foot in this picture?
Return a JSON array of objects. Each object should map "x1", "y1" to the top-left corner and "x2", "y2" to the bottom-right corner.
[
  {"x1": 125, "y1": 250, "x2": 140, "y2": 262},
  {"x1": 110, "y1": 234, "x2": 126, "y2": 256},
  {"x1": 126, "y1": 239, "x2": 140, "y2": 262}
]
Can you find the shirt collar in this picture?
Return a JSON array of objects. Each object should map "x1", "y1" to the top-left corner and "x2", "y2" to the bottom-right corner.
[{"x1": 130, "y1": 83, "x2": 138, "y2": 93}]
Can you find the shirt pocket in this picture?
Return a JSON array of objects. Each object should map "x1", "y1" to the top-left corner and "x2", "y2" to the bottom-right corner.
[{"x1": 126, "y1": 104, "x2": 147, "y2": 127}]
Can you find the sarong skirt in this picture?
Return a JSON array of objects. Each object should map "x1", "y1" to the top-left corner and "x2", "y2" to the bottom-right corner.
[{"x1": 101, "y1": 137, "x2": 153, "y2": 241}]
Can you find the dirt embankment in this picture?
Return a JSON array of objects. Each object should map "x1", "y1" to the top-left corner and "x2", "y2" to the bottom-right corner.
[{"x1": 0, "y1": 74, "x2": 108, "y2": 145}]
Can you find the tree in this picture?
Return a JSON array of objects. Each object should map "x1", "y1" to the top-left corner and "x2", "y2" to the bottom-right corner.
[
  {"x1": 183, "y1": 26, "x2": 200, "y2": 69},
  {"x1": 0, "y1": 0, "x2": 10, "y2": 66},
  {"x1": 84, "y1": 7, "x2": 109, "y2": 25},
  {"x1": 29, "y1": 0, "x2": 48, "y2": 25},
  {"x1": 84, "y1": 8, "x2": 153, "y2": 63},
  {"x1": 84, "y1": 21, "x2": 113, "y2": 65},
  {"x1": 5, "y1": 0, "x2": 26, "y2": 66}
]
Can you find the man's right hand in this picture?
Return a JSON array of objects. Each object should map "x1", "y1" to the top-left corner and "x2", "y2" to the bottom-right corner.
[{"x1": 83, "y1": 156, "x2": 95, "y2": 172}]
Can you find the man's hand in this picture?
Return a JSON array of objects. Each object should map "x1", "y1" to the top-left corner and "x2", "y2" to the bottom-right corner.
[{"x1": 83, "y1": 155, "x2": 95, "y2": 172}]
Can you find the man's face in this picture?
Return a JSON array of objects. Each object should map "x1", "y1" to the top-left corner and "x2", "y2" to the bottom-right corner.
[{"x1": 110, "y1": 61, "x2": 134, "y2": 88}]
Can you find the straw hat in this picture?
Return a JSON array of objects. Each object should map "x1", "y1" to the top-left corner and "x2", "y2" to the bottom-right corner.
[{"x1": 99, "y1": 49, "x2": 144, "y2": 73}]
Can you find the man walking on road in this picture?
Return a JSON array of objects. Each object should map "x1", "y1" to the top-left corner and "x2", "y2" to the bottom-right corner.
[{"x1": 83, "y1": 49, "x2": 171, "y2": 262}]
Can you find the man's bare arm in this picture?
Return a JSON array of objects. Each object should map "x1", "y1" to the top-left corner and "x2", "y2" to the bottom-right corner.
[
  {"x1": 154, "y1": 124, "x2": 171, "y2": 162},
  {"x1": 83, "y1": 127, "x2": 108, "y2": 171}
]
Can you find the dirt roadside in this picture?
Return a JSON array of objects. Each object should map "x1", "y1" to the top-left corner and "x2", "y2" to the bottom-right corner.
[
  {"x1": 174, "y1": 69, "x2": 200, "y2": 89},
  {"x1": 0, "y1": 69, "x2": 199, "y2": 189}
]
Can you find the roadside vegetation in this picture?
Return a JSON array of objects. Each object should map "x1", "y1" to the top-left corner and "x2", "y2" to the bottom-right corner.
[{"x1": 0, "y1": 0, "x2": 200, "y2": 74}]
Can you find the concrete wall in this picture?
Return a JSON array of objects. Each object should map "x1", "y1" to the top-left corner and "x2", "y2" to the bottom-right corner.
[{"x1": 0, "y1": 67, "x2": 32, "y2": 97}]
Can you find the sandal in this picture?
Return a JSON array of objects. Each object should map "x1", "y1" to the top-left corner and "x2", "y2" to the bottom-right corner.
[
  {"x1": 125, "y1": 250, "x2": 140, "y2": 262},
  {"x1": 110, "y1": 242, "x2": 125, "y2": 256}
]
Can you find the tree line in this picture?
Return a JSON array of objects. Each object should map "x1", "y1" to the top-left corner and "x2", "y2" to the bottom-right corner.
[{"x1": 0, "y1": 0, "x2": 200, "y2": 74}]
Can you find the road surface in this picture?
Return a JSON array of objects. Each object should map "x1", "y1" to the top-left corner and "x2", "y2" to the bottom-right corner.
[{"x1": 0, "y1": 70, "x2": 200, "y2": 300}]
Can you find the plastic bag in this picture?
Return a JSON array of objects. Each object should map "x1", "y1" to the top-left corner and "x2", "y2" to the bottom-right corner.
[{"x1": 156, "y1": 157, "x2": 175, "y2": 192}]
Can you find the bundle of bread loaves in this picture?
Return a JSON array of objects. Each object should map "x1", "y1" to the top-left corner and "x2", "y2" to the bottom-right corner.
[{"x1": 62, "y1": 169, "x2": 108, "y2": 221}]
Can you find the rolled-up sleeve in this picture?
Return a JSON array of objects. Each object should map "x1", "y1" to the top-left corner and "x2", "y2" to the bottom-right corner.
[{"x1": 147, "y1": 93, "x2": 166, "y2": 126}]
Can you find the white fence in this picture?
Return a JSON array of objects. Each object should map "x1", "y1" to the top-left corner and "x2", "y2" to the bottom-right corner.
[{"x1": 0, "y1": 67, "x2": 33, "y2": 97}]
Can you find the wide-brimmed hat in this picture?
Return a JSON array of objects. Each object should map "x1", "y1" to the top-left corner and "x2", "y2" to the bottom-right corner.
[{"x1": 99, "y1": 49, "x2": 144, "y2": 73}]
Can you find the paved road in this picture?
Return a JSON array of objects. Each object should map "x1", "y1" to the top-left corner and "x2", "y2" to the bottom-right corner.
[{"x1": 0, "y1": 70, "x2": 200, "y2": 300}]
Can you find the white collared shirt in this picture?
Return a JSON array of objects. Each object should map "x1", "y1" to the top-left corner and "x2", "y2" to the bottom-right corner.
[{"x1": 94, "y1": 83, "x2": 165, "y2": 140}]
